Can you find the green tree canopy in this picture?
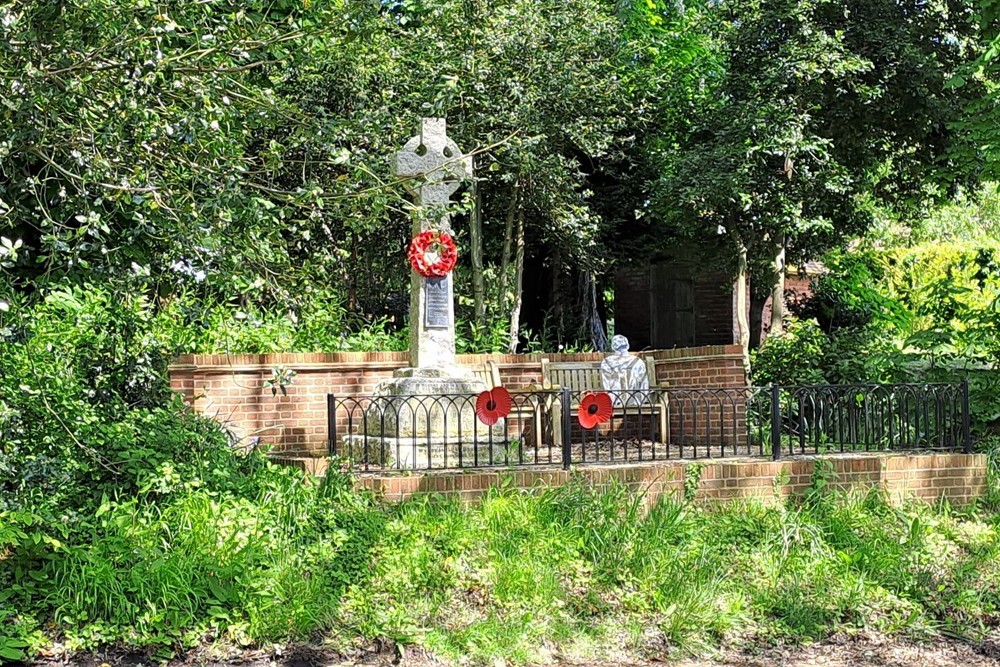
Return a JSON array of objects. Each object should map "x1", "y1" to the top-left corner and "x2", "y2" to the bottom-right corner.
[{"x1": 639, "y1": 0, "x2": 982, "y2": 350}]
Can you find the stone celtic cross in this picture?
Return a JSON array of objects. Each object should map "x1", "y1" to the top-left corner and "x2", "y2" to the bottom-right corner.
[
  {"x1": 394, "y1": 118, "x2": 472, "y2": 372},
  {"x1": 395, "y1": 118, "x2": 472, "y2": 233}
]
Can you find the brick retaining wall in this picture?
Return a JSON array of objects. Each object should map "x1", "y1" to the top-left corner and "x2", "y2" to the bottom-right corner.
[
  {"x1": 168, "y1": 345, "x2": 747, "y2": 456},
  {"x1": 278, "y1": 452, "x2": 985, "y2": 507}
]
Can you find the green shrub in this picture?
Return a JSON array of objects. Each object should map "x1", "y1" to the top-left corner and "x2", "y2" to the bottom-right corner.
[
  {"x1": 762, "y1": 242, "x2": 1000, "y2": 433},
  {"x1": 751, "y1": 318, "x2": 828, "y2": 385},
  {"x1": 796, "y1": 251, "x2": 910, "y2": 333},
  {"x1": 156, "y1": 288, "x2": 408, "y2": 355},
  {"x1": 0, "y1": 287, "x2": 246, "y2": 518}
]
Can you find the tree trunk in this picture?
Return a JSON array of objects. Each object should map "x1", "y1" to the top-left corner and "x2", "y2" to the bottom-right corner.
[
  {"x1": 579, "y1": 270, "x2": 608, "y2": 351},
  {"x1": 346, "y1": 231, "x2": 358, "y2": 311},
  {"x1": 733, "y1": 236, "x2": 751, "y2": 384},
  {"x1": 508, "y1": 208, "x2": 525, "y2": 353},
  {"x1": 498, "y1": 183, "x2": 518, "y2": 306},
  {"x1": 749, "y1": 289, "x2": 766, "y2": 349},
  {"x1": 469, "y1": 173, "x2": 486, "y2": 324},
  {"x1": 549, "y1": 247, "x2": 564, "y2": 348},
  {"x1": 769, "y1": 236, "x2": 786, "y2": 336}
]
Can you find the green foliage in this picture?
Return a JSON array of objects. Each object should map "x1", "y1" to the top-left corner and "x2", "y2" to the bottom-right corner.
[
  {"x1": 644, "y1": 0, "x2": 982, "y2": 301},
  {"x1": 156, "y1": 290, "x2": 409, "y2": 355},
  {"x1": 880, "y1": 183, "x2": 1000, "y2": 244},
  {"x1": 755, "y1": 241, "x2": 1000, "y2": 433},
  {"x1": 0, "y1": 0, "x2": 645, "y2": 349},
  {"x1": 0, "y1": 286, "x2": 246, "y2": 518},
  {"x1": 751, "y1": 318, "x2": 829, "y2": 386},
  {"x1": 456, "y1": 317, "x2": 513, "y2": 355},
  {"x1": 950, "y1": 3, "x2": 1000, "y2": 178},
  {"x1": 40, "y1": 469, "x2": 384, "y2": 651},
  {"x1": 684, "y1": 464, "x2": 705, "y2": 503},
  {"x1": 875, "y1": 242, "x2": 1000, "y2": 430},
  {"x1": 1, "y1": 0, "x2": 985, "y2": 350},
  {"x1": 751, "y1": 314, "x2": 901, "y2": 387},
  {"x1": 0, "y1": 0, "x2": 335, "y2": 297},
  {"x1": 800, "y1": 252, "x2": 911, "y2": 333},
  {"x1": 1, "y1": 0, "x2": 999, "y2": 661}
]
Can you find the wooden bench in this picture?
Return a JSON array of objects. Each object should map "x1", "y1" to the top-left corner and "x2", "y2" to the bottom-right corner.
[
  {"x1": 466, "y1": 361, "x2": 545, "y2": 447},
  {"x1": 540, "y1": 357, "x2": 669, "y2": 445}
]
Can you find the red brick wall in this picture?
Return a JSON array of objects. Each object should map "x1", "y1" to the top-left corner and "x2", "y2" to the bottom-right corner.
[
  {"x1": 648, "y1": 345, "x2": 745, "y2": 387},
  {"x1": 693, "y1": 273, "x2": 738, "y2": 345},
  {"x1": 648, "y1": 346, "x2": 748, "y2": 448},
  {"x1": 315, "y1": 452, "x2": 984, "y2": 507},
  {"x1": 169, "y1": 345, "x2": 748, "y2": 456},
  {"x1": 759, "y1": 273, "x2": 815, "y2": 343}
]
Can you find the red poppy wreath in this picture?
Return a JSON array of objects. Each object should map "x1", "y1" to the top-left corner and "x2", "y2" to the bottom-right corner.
[
  {"x1": 578, "y1": 392, "x2": 613, "y2": 429},
  {"x1": 476, "y1": 387, "x2": 512, "y2": 426},
  {"x1": 408, "y1": 230, "x2": 458, "y2": 278}
]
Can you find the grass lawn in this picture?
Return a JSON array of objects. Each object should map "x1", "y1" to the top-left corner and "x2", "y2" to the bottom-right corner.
[{"x1": 7, "y1": 456, "x2": 1000, "y2": 665}]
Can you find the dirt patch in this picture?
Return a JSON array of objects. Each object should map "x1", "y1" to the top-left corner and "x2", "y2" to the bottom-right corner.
[
  {"x1": 23, "y1": 634, "x2": 1000, "y2": 667},
  {"x1": 24, "y1": 642, "x2": 371, "y2": 667},
  {"x1": 668, "y1": 634, "x2": 1000, "y2": 667}
]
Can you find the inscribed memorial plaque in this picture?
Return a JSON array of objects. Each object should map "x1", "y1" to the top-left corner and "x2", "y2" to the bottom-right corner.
[{"x1": 424, "y1": 276, "x2": 450, "y2": 329}]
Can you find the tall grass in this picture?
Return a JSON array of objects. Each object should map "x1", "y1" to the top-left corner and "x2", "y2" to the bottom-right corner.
[{"x1": 12, "y1": 467, "x2": 1000, "y2": 663}]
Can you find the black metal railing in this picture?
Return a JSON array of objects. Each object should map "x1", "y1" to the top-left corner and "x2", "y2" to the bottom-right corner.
[
  {"x1": 327, "y1": 381, "x2": 971, "y2": 473},
  {"x1": 327, "y1": 389, "x2": 562, "y2": 471},
  {"x1": 762, "y1": 381, "x2": 971, "y2": 458}
]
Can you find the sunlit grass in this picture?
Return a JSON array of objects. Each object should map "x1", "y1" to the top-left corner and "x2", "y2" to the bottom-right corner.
[{"x1": 13, "y1": 461, "x2": 1000, "y2": 663}]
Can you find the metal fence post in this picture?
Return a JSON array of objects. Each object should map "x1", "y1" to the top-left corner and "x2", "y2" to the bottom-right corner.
[
  {"x1": 770, "y1": 385, "x2": 781, "y2": 461},
  {"x1": 962, "y1": 379, "x2": 973, "y2": 453},
  {"x1": 561, "y1": 387, "x2": 572, "y2": 470},
  {"x1": 327, "y1": 394, "x2": 337, "y2": 457}
]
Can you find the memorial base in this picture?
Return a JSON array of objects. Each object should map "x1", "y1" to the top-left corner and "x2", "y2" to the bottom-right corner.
[
  {"x1": 341, "y1": 430, "x2": 514, "y2": 470},
  {"x1": 364, "y1": 372, "x2": 500, "y2": 440},
  {"x1": 386, "y1": 365, "x2": 476, "y2": 382}
]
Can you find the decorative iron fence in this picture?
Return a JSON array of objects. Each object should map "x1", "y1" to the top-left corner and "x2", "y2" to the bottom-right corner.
[
  {"x1": 327, "y1": 381, "x2": 971, "y2": 473},
  {"x1": 762, "y1": 382, "x2": 971, "y2": 458}
]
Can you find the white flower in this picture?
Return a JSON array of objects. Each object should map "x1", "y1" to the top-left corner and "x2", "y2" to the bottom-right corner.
[{"x1": 0, "y1": 300, "x2": 9, "y2": 312}]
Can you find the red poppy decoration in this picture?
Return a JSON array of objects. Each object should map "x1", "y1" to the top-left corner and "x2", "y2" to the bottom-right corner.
[
  {"x1": 475, "y1": 387, "x2": 512, "y2": 426},
  {"x1": 408, "y1": 230, "x2": 458, "y2": 278},
  {"x1": 578, "y1": 392, "x2": 613, "y2": 429}
]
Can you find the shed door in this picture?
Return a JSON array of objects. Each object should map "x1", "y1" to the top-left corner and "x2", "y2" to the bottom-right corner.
[{"x1": 651, "y1": 268, "x2": 696, "y2": 348}]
